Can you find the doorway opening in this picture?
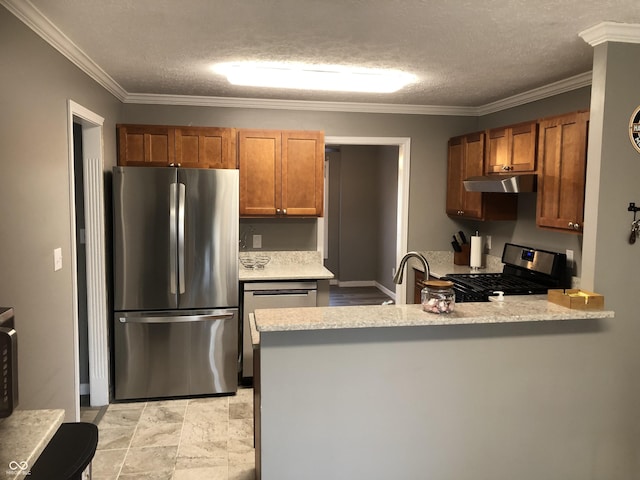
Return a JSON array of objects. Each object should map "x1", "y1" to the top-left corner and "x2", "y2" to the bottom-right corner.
[
  {"x1": 320, "y1": 136, "x2": 411, "y2": 304},
  {"x1": 67, "y1": 100, "x2": 109, "y2": 421}
]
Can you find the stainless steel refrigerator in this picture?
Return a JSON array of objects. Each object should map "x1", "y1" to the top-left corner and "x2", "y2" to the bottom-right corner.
[{"x1": 112, "y1": 166, "x2": 239, "y2": 400}]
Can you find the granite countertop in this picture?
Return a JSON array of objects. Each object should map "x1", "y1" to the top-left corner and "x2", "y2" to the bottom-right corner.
[
  {"x1": 248, "y1": 312, "x2": 260, "y2": 345},
  {"x1": 239, "y1": 250, "x2": 334, "y2": 281},
  {"x1": 0, "y1": 409, "x2": 65, "y2": 479},
  {"x1": 253, "y1": 297, "x2": 614, "y2": 333}
]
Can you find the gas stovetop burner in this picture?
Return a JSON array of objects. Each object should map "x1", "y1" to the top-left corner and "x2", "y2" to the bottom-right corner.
[
  {"x1": 444, "y1": 273, "x2": 550, "y2": 295},
  {"x1": 442, "y1": 243, "x2": 568, "y2": 302}
]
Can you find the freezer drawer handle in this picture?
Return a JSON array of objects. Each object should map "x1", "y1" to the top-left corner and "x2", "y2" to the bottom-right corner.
[{"x1": 119, "y1": 314, "x2": 234, "y2": 324}]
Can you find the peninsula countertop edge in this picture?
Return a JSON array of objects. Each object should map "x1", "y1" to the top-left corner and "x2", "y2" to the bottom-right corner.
[{"x1": 253, "y1": 297, "x2": 615, "y2": 333}]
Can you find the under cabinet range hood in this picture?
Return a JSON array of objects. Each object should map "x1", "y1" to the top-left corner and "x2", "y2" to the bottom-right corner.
[{"x1": 463, "y1": 174, "x2": 537, "y2": 193}]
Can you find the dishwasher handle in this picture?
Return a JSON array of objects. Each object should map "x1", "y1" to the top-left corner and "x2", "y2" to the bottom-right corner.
[
  {"x1": 250, "y1": 289, "x2": 316, "y2": 296},
  {"x1": 118, "y1": 313, "x2": 234, "y2": 324}
]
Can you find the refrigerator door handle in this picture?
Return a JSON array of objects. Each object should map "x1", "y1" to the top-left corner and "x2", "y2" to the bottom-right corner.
[
  {"x1": 118, "y1": 313, "x2": 235, "y2": 324},
  {"x1": 177, "y1": 183, "x2": 186, "y2": 294},
  {"x1": 169, "y1": 183, "x2": 178, "y2": 294}
]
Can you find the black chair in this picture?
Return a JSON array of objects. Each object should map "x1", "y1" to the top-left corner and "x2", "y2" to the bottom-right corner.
[{"x1": 29, "y1": 422, "x2": 99, "y2": 480}]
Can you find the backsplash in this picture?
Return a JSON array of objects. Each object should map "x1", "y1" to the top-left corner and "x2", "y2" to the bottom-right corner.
[
  {"x1": 240, "y1": 218, "x2": 318, "y2": 251},
  {"x1": 239, "y1": 250, "x2": 322, "y2": 265}
]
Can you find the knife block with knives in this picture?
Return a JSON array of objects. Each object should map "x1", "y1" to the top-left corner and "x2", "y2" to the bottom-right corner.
[{"x1": 452, "y1": 231, "x2": 471, "y2": 265}]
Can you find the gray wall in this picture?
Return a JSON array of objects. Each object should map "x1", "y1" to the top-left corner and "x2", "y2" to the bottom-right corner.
[
  {"x1": 260, "y1": 319, "x2": 611, "y2": 480},
  {"x1": 239, "y1": 218, "x2": 317, "y2": 251},
  {"x1": 375, "y1": 146, "x2": 399, "y2": 291},
  {"x1": 0, "y1": 6, "x2": 120, "y2": 419},
  {"x1": 581, "y1": 42, "x2": 640, "y2": 476},
  {"x1": 337, "y1": 145, "x2": 382, "y2": 283},
  {"x1": 324, "y1": 150, "x2": 341, "y2": 275}
]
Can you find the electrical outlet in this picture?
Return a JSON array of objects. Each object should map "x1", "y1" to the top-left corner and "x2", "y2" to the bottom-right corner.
[
  {"x1": 54, "y1": 248, "x2": 63, "y2": 271},
  {"x1": 566, "y1": 249, "x2": 574, "y2": 274},
  {"x1": 486, "y1": 235, "x2": 492, "y2": 250},
  {"x1": 253, "y1": 234, "x2": 262, "y2": 249}
]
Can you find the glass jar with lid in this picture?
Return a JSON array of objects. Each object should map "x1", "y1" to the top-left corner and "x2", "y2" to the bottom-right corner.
[{"x1": 421, "y1": 280, "x2": 455, "y2": 314}]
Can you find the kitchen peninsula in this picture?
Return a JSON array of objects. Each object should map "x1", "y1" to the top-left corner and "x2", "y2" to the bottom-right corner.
[{"x1": 253, "y1": 300, "x2": 614, "y2": 480}]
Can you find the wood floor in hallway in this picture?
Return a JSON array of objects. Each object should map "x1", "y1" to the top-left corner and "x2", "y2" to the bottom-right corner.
[{"x1": 329, "y1": 285, "x2": 394, "y2": 306}]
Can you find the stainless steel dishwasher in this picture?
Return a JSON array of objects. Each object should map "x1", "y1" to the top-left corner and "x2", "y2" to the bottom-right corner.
[{"x1": 242, "y1": 281, "x2": 317, "y2": 378}]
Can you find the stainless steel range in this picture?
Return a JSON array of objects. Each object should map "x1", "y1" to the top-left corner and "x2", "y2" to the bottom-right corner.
[{"x1": 444, "y1": 243, "x2": 569, "y2": 302}]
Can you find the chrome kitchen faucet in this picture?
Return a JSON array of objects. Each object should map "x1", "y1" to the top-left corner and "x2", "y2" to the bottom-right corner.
[{"x1": 393, "y1": 252, "x2": 430, "y2": 284}]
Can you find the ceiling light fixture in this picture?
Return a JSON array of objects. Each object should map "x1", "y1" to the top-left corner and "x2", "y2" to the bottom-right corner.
[{"x1": 212, "y1": 62, "x2": 415, "y2": 93}]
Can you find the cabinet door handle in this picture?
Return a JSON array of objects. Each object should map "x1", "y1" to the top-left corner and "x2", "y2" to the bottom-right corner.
[
  {"x1": 276, "y1": 208, "x2": 281, "y2": 215},
  {"x1": 283, "y1": 208, "x2": 287, "y2": 215}
]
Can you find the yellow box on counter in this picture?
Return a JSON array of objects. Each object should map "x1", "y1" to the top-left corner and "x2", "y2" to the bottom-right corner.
[{"x1": 547, "y1": 289, "x2": 605, "y2": 310}]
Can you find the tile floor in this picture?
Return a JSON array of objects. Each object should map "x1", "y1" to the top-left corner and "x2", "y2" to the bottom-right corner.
[{"x1": 90, "y1": 387, "x2": 255, "y2": 480}]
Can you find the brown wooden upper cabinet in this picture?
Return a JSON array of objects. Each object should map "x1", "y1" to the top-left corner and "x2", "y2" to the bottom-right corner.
[
  {"x1": 446, "y1": 132, "x2": 517, "y2": 221},
  {"x1": 175, "y1": 127, "x2": 237, "y2": 168},
  {"x1": 117, "y1": 124, "x2": 237, "y2": 169},
  {"x1": 117, "y1": 124, "x2": 175, "y2": 166},
  {"x1": 485, "y1": 121, "x2": 537, "y2": 174},
  {"x1": 536, "y1": 111, "x2": 589, "y2": 233},
  {"x1": 238, "y1": 129, "x2": 324, "y2": 217}
]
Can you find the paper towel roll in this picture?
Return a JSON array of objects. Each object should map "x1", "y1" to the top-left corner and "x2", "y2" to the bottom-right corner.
[{"x1": 470, "y1": 235, "x2": 483, "y2": 268}]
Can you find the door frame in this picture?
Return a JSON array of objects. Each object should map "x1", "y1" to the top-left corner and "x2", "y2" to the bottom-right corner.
[
  {"x1": 321, "y1": 136, "x2": 411, "y2": 304},
  {"x1": 67, "y1": 100, "x2": 109, "y2": 419}
]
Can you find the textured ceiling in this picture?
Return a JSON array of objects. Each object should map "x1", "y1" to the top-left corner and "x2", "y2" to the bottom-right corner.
[{"x1": 16, "y1": 0, "x2": 640, "y2": 107}]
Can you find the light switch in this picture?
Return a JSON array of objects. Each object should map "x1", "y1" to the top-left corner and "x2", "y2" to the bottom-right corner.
[
  {"x1": 253, "y1": 234, "x2": 262, "y2": 249},
  {"x1": 54, "y1": 248, "x2": 63, "y2": 271}
]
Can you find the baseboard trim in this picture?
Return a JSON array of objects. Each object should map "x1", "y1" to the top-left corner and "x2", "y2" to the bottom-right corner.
[
  {"x1": 337, "y1": 280, "x2": 376, "y2": 288},
  {"x1": 375, "y1": 282, "x2": 396, "y2": 302}
]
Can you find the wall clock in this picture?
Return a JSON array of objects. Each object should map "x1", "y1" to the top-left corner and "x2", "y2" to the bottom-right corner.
[{"x1": 629, "y1": 106, "x2": 640, "y2": 154}]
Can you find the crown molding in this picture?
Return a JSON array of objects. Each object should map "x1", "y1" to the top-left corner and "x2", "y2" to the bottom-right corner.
[
  {"x1": 579, "y1": 21, "x2": 640, "y2": 46},
  {"x1": 123, "y1": 92, "x2": 478, "y2": 116},
  {"x1": 1, "y1": 0, "x2": 127, "y2": 101},
  {"x1": 476, "y1": 71, "x2": 593, "y2": 116},
  {"x1": 5, "y1": 0, "x2": 597, "y2": 116}
]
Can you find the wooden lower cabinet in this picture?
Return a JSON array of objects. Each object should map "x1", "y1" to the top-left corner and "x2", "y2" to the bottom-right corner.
[
  {"x1": 536, "y1": 111, "x2": 589, "y2": 233},
  {"x1": 414, "y1": 268, "x2": 427, "y2": 304}
]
